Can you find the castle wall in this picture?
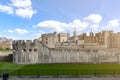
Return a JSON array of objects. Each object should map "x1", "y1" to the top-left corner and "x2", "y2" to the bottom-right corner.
[
  {"x1": 0, "y1": 51, "x2": 12, "y2": 61},
  {"x1": 49, "y1": 49, "x2": 120, "y2": 63},
  {"x1": 13, "y1": 40, "x2": 120, "y2": 64}
]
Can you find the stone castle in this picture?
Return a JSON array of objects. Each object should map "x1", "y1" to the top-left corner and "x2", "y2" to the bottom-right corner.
[{"x1": 13, "y1": 30, "x2": 120, "y2": 64}]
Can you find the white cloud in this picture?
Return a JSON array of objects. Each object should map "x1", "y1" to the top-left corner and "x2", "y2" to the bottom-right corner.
[
  {"x1": 15, "y1": 28, "x2": 29, "y2": 34},
  {"x1": 11, "y1": 0, "x2": 32, "y2": 8},
  {"x1": 90, "y1": 24, "x2": 99, "y2": 31},
  {"x1": 33, "y1": 14, "x2": 102, "y2": 33},
  {"x1": 101, "y1": 19, "x2": 120, "y2": 32},
  {"x1": 107, "y1": 19, "x2": 119, "y2": 27},
  {"x1": 35, "y1": 20, "x2": 66, "y2": 32},
  {"x1": 0, "y1": 0, "x2": 36, "y2": 19},
  {"x1": 84, "y1": 14, "x2": 102, "y2": 24},
  {"x1": 34, "y1": 19, "x2": 89, "y2": 32},
  {"x1": 15, "y1": 7, "x2": 37, "y2": 19},
  {"x1": 8, "y1": 30, "x2": 14, "y2": 33},
  {"x1": 11, "y1": 0, "x2": 37, "y2": 19},
  {"x1": 33, "y1": 14, "x2": 120, "y2": 34},
  {"x1": 33, "y1": 31, "x2": 45, "y2": 38},
  {"x1": 68, "y1": 19, "x2": 88, "y2": 31},
  {"x1": 0, "y1": 4, "x2": 13, "y2": 15},
  {"x1": 8, "y1": 28, "x2": 29, "y2": 35}
]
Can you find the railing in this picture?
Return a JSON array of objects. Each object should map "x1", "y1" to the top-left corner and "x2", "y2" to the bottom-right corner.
[{"x1": 1, "y1": 69, "x2": 120, "y2": 77}]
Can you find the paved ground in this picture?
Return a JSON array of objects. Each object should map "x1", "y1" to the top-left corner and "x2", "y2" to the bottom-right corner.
[{"x1": 1, "y1": 77, "x2": 120, "y2": 80}]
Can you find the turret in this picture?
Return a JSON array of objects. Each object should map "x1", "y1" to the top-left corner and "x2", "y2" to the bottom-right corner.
[
  {"x1": 73, "y1": 28, "x2": 78, "y2": 42},
  {"x1": 90, "y1": 29, "x2": 94, "y2": 37},
  {"x1": 73, "y1": 28, "x2": 77, "y2": 37}
]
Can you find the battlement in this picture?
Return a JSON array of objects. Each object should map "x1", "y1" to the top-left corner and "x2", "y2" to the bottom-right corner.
[
  {"x1": 12, "y1": 39, "x2": 39, "y2": 51},
  {"x1": 13, "y1": 39, "x2": 38, "y2": 44}
]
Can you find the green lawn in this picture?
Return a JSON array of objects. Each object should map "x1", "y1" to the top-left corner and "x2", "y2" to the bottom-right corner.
[{"x1": 1, "y1": 62, "x2": 120, "y2": 76}]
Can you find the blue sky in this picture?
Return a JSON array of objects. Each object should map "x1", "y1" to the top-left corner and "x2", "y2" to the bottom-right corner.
[{"x1": 0, "y1": 0, "x2": 120, "y2": 40}]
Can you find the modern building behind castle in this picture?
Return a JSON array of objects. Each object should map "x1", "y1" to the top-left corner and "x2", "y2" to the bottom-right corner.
[{"x1": 12, "y1": 30, "x2": 120, "y2": 64}]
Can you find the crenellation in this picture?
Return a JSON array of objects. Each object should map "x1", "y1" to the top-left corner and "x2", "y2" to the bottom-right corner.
[{"x1": 12, "y1": 30, "x2": 120, "y2": 64}]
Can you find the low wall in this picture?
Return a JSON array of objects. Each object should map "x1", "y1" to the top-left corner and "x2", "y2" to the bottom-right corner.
[{"x1": 0, "y1": 51, "x2": 12, "y2": 61}]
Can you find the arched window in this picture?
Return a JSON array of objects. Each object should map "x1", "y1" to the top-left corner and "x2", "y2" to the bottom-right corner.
[
  {"x1": 23, "y1": 49, "x2": 26, "y2": 52},
  {"x1": 34, "y1": 49, "x2": 37, "y2": 52},
  {"x1": 29, "y1": 49, "x2": 32, "y2": 52}
]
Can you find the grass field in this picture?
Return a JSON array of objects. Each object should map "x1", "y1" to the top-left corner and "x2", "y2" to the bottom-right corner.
[{"x1": 1, "y1": 62, "x2": 120, "y2": 76}]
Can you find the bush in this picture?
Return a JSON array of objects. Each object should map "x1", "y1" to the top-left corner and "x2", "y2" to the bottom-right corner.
[
  {"x1": 0, "y1": 48, "x2": 4, "y2": 51},
  {"x1": 0, "y1": 47, "x2": 12, "y2": 51}
]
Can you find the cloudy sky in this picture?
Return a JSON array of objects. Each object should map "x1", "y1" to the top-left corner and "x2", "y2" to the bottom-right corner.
[{"x1": 0, "y1": 0, "x2": 120, "y2": 40}]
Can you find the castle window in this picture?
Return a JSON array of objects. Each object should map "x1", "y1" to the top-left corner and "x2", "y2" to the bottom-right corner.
[
  {"x1": 23, "y1": 49, "x2": 26, "y2": 52},
  {"x1": 29, "y1": 49, "x2": 32, "y2": 52},
  {"x1": 34, "y1": 49, "x2": 37, "y2": 52},
  {"x1": 46, "y1": 42, "x2": 48, "y2": 44},
  {"x1": 46, "y1": 38, "x2": 48, "y2": 40}
]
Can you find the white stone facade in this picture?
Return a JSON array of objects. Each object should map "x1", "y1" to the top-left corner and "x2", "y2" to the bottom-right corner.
[{"x1": 12, "y1": 39, "x2": 120, "y2": 64}]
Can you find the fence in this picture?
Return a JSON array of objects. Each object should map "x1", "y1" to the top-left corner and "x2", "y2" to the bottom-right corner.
[{"x1": 0, "y1": 69, "x2": 120, "y2": 77}]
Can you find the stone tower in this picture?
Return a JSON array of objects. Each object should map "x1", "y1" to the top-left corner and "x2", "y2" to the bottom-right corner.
[
  {"x1": 73, "y1": 28, "x2": 77, "y2": 37},
  {"x1": 73, "y1": 28, "x2": 78, "y2": 42}
]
